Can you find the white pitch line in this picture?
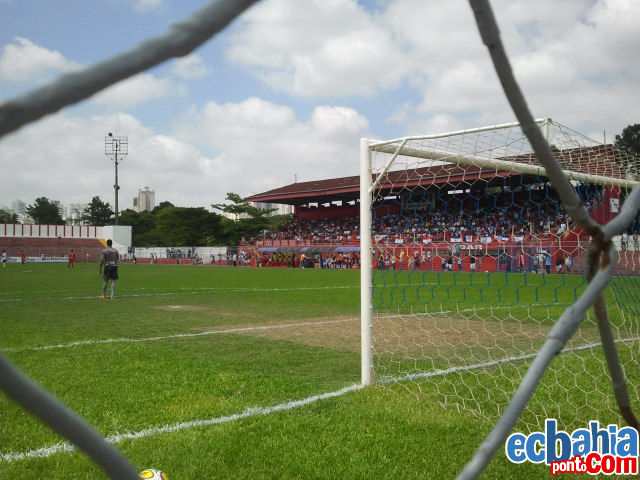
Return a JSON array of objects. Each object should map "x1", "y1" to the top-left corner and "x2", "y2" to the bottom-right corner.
[
  {"x1": 3, "y1": 303, "x2": 565, "y2": 353},
  {"x1": 0, "y1": 383, "x2": 364, "y2": 463},
  {"x1": 0, "y1": 285, "x2": 360, "y2": 303},
  {"x1": 378, "y1": 336, "x2": 640, "y2": 384},
  {"x1": 1, "y1": 319, "x2": 357, "y2": 353},
  {"x1": 3, "y1": 337, "x2": 639, "y2": 463}
]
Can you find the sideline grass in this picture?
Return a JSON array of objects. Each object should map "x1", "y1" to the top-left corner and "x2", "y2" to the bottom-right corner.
[{"x1": 0, "y1": 262, "x2": 631, "y2": 479}]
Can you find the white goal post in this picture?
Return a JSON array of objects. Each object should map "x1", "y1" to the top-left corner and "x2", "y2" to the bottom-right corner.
[{"x1": 359, "y1": 118, "x2": 640, "y2": 430}]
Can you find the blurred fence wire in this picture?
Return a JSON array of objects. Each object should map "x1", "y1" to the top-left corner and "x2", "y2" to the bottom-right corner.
[
  {"x1": 0, "y1": 1, "x2": 261, "y2": 478},
  {"x1": 458, "y1": 0, "x2": 640, "y2": 478}
]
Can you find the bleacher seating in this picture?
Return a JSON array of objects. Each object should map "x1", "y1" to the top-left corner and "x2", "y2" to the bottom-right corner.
[{"x1": 0, "y1": 237, "x2": 105, "y2": 261}]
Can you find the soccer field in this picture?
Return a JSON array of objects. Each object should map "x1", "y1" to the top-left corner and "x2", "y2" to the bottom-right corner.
[{"x1": 0, "y1": 263, "x2": 635, "y2": 479}]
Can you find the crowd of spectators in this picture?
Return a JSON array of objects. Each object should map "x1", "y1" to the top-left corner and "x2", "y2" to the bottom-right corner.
[
  {"x1": 270, "y1": 216, "x2": 360, "y2": 244},
  {"x1": 259, "y1": 185, "x2": 608, "y2": 244},
  {"x1": 372, "y1": 192, "x2": 572, "y2": 241}
]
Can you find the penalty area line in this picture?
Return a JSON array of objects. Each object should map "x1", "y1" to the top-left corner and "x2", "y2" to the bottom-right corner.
[
  {"x1": 2, "y1": 318, "x2": 357, "y2": 353},
  {"x1": 0, "y1": 383, "x2": 364, "y2": 463}
]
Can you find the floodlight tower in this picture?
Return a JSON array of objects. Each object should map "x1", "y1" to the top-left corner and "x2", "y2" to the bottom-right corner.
[{"x1": 104, "y1": 133, "x2": 128, "y2": 225}]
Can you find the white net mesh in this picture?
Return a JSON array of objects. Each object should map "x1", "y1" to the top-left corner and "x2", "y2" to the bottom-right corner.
[{"x1": 367, "y1": 119, "x2": 640, "y2": 432}]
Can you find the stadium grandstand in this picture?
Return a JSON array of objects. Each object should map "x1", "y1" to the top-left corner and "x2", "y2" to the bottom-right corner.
[
  {"x1": 0, "y1": 224, "x2": 130, "y2": 263},
  {"x1": 245, "y1": 141, "x2": 640, "y2": 274}
]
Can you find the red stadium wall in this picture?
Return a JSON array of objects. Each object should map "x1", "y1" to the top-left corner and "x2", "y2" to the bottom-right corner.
[{"x1": 296, "y1": 205, "x2": 358, "y2": 219}]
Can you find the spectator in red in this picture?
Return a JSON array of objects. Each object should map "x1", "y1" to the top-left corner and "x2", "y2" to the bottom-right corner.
[{"x1": 67, "y1": 249, "x2": 75, "y2": 269}]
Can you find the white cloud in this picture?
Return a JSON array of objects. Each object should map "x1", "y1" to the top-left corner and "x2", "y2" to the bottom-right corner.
[
  {"x1": 0, "y1": 111, "x2": 223, "y2": 210},
  {"x1": 133, "y1": 0, "x2": 164, "y2": 13},
  {"x1": 225, "y1": 0, "x2": 639, "y2": 138},
  {"x1": 226, "y1": 0, "x2": 412, "y2": 97},
  {"x1": 0, "y1": 97, "x2": 371, "y2": 211},
  {"x1": 171, "y1": 54, "x2": 212, "y2": 79},
  {"x1": 173, "y1": 97, "x2": 370, "y2": 196},
  {"x1": 0, "y1": 37, "x2": 79, "y2": 81},
  {"x1": 91, "y1": 73, "x2": 184, "y2": 108}
]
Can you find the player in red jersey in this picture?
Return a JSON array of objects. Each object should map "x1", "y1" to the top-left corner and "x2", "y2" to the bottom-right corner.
[{"x1": 67, "y1": 249, "x2": 75, "y2": 269}]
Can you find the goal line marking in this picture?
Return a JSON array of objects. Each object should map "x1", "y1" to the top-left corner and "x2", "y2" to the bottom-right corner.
[
  {"x1": 0, "y1": 285, "x2": 360, "y2": 303},
  {"x1": 2, "y1": 304, "x2": 550, "y2": 353},
  {"x1": 4, "y1": 335, "x2": 638, "y2": 464},
  {"x1": 2, "y1": 319, "x2": 357, "y2": 353},
  {"x1": 0, "y1": 383, "x2": 364, "y2": 463}
]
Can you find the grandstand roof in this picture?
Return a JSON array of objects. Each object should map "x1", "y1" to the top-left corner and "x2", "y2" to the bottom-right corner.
[{"x1": 245, "y1": 165, "x2": 516, "y2": 206}]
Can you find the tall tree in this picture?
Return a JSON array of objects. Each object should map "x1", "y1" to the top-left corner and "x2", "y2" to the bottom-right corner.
[
  {"x1": 0, "y1": 208, "x2": 18, "y2": 223},
  {"x1": 155, "y1": 207, "x2": 221, "y2": 246},
  {"x1": 152, "y1": 201, "x2": 175, "y2": 214},
  {"x1": 119, "y1": 209, "x2": 159, "y2": 246},
  {"x1": 614, "y1": 124, "x2": 640, "y2": 157},
  {"x1": 212, "y1": 192, "x2": 286, "y2": 245},
  {"x1": 26, "y1": 197, "x2": 64, "y2": 224},
  {"x1": 0, "y1": 209, "x2": 18, "y2": 223},
  {"x1": 81, "y1": 196, "x2": 113, "y2": 226}
]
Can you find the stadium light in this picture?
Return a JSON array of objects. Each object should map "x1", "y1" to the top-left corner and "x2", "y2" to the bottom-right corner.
[{"x1": 104, "y1": 134, "x2": 128, "y2": 225}]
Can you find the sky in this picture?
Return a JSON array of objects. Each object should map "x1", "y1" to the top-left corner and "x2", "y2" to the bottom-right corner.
[{"x1": 0, "y1": 0, "x2": 639, "y2": 215}]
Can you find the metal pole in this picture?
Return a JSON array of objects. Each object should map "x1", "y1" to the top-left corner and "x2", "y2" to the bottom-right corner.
[
  {"x1": 360, "y1": 138, "x2": 374, "y2": 386},
  {"x1": 114, "y1": 145, "x2": 119, "y2": 225}
]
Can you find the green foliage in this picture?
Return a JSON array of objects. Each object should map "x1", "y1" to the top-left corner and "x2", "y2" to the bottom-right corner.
[
  {"x1": 80, "y1": 196, "x2": 113, "y2": 226},
  {"x1": 119, "y1": 209, "x2": 158, "y2": 246},
  {"x1": 0, "y1": 265, "x2": 631, "y2": 480},
  {"x1": 213, "y1": 192, "x2": 288, "y2": 245},
  {"x1": 25, "y1": 197, "x2": 64, "y2": 224},
  {"x1": 212, "y1": 192, "x2": 276, "y2": 219},
  {"x1": 0, "y1": 209, "x2": 18, "y2": 223},
  {"x1": 152, "y1": 201, "x2": 175, "y2": 214},
  {"x1": 614, "y1": 123, "x2": 640, "y2": 157},
  {"x1": 155, "y1": 206, "x2": 221, "y2": 246}
]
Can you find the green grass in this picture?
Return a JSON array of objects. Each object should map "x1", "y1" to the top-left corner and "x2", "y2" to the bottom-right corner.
[{"x1": 0, "y1": 263, "x2": 637, "y2": 479}]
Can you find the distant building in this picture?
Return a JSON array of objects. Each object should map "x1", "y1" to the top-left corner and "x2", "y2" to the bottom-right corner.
[
  {"x1": 133, "y1": 187, "x2": 155, "y2": 212},
  {"x1": 11, "y1": 199, "x2": 26, "y2": 217},
  {"x1": 223, "y1": 195, "x2": 293, "y2": 221},
  {"x1": 69, "y1": 202, "x2": 88, "y2": 224},
  {"x1": 254, "y1": 201, "x2": 294, "y2": 217},
  {"x1": 51, "y1": 200, "x2": 67, "y2": 220}
]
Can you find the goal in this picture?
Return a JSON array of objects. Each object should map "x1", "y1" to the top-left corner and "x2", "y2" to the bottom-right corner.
[{"x1": 359, "y1": 118, "x2": 640, "y2": 433}]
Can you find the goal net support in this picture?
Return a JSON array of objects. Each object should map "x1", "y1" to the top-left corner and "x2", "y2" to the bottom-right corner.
[{"x1": 359, "y1": 118, "x2": 640, "y2": 436}]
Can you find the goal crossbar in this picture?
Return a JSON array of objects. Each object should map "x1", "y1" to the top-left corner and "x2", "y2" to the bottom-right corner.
[{"x1": 367, "y1": 143, "x2": 638, "y2": 189}]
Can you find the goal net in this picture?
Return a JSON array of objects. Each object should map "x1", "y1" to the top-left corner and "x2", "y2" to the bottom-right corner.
[{"x1": 359, "y1": 118, "x2": 640, "y2": 433}]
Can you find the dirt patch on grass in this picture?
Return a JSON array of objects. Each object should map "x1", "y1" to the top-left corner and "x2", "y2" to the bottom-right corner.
[
  {"x1": 211, "y1": 312, "x2": 601, "y2": 359},
  {"x1": 154, "y1": 306, "x2": 261, "y2": 320},
  {"x1": 155, "y1": 305, "x2": 211, "y2": 312}
]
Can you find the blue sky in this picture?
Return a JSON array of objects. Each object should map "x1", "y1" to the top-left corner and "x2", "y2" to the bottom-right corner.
[{"x1": 0, "y1": 0, "x2": 639, "y2": 214}]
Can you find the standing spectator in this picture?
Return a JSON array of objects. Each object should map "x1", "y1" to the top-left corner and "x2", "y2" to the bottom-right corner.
[
  {"x1": 565, "y1": 254, "x2": 573, "y2": 273},
  {"x1": 391, "y1": 252, "x2": 397, "y2": 270},
  {"x1": 556, "y1": 255, "x2": 564, "y2": 274},
  {"x1": 634, "y1": 232, "x2": 639, "y2": 252},
  {"x1": 67, "y1": 249, "x2": 75, "y2": 269},
  {"x1": 426, "y1": 250, "x2": 432, "y2": 269},
  {"x1": 413, "y1": 250, "x2": 420, "y2": 270},
  {"x1": 545, "y1": 253, "x2": 552, "y2": 274},
  {"x1": 377, "y1": 252, "x2": 384, "y2": 270},
  {"x1": 470, "y1": 254, "x2": 476, "y2": 272},
  {"x1": 457, "y1": 255, "x2": 462, "y2": 271},
  {"x1": 98, "y1": 239, "x2": 119, "y2": 299},
  {"x1": 517, "y1": 251, "x2": 525, "y2": 272},
  {"x1": 441, "y1": 255, "x2": 446, "y2": 271},
  {"x1": 621, "y1": 232, "x2": 628, "y2": 251},
  {"x1": 501, "y1": 251, "x2": 511, "y2": 273}
]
